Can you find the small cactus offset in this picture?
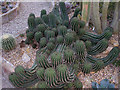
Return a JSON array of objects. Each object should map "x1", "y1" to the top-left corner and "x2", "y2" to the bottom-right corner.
[
  {"x1": 1, "y1": 34, "x2": 16, "y2": 51},
  {"x1": 51, "y1": 52, "x2": 62, "y2": 68},
  {"x1": 40, "y1": 9, "x2": 47, "y2": 18}
]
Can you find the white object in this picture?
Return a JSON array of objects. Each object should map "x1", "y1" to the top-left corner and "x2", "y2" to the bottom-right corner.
[{"x1": 22, "y1": 53, "x2": 31, "y2": 63}]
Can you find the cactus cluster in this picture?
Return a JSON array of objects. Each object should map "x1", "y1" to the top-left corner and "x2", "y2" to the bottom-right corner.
[{"x1": 9, "y1": 2, "x2": 119, "y2": 88}]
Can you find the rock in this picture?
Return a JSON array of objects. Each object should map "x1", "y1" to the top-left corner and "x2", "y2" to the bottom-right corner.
[{"x1": 22, "y1": 53, "x2": 30, "y2": 63}]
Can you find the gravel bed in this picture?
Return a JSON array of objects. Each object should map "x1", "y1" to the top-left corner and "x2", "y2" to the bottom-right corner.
[{"x1": 2, "y1": 2, "x2": 53, "y2": 37}]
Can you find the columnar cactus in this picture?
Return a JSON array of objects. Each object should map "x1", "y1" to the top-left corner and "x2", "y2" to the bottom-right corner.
[
  {"x1": 1, "y1": 34, "x2": 16, "y2": 51},
  {"x1": 42, "y1": 14, "x2": 49, "y2": 25},
  {"x1": 64, "y1": 48, "x2": 75, "y2": 63},
  {"x1": 28, "y1": 16, "x2": 36, "y2": 30},
  {"x1": 58, "y1": 25, "x2": 67, "y2": 36},
  {"x1": 56, "y1": 35, "x2": 64, "y2": 44},
  {"x1": 51, "y1": 52, "x2": 62, "y2": 68},
  {"x1": 36, "y1": 68, "x2": 45, "y2": 80},
  {"x1": 39, "y1": 37, "x2": 47, "y2": 48},
  {"x1": 49, "y1": 12, "x2": 57, "y2": 28},
  {"x1": 71, "y1": 8, "x2": 81, "y2": 19},
  {"x1": 92, "y1": 61, "x2": 104, "y2": 72},
  {"x1": 40, "y1": 9, "x2": 47, "y2": 18},
  {"x1": 81, "y1": 62, "x2": 92, "y2": 74},
  {"x1": 34, "y1": 32, "x2": 43, "y2": 43},
  {"x1": 29, "y1": 13, "x2": 35, "y2": 18},
  {"x1": 36, "y1": 53, "x2": 50, "y2": 68},
  {"x1": 35, "y1": 17, "x2": 43, "y2": 26}
]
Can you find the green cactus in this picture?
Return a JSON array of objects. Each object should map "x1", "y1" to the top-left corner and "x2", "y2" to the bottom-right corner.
[
  {"x1": 25, "y1": 38, "x2": 30, "y2": 45},
  {"x1": 49, "y1": 37, "x2": 55, "y2": 44},
  {"x1": 36, "y1": 68, "x2": 45, "y2": 80},
  {"x1": 74, "y1": 40, "x2": 86, "y2": 60},
  {"x1": 26, "y1": 32, "x2": 34, "y2": 40},
  {"x1": 39, "y1": 37, "x2": 47, "y2": 48},
  {"x1": 37, "y1": 81, "x2": 49, "y2": 88},
  {"x1": 49, "y1": 12, "x2": 57, "y2": 28},
  {"x1": 64, "y1": 48, "x2": 75, "y2": 63},
  {"x1": 52, "y1": 28, "x2": 58, "y2": 36},
  {"x1": 42, "y1": 14, "x2": 49, "y2": 25},
  {"x1": 29, "y1": 13, "x2": 35, "y2": 18},
  {"x1": 74, "y1": 78, "x2": 83, "y2": 88},
  {"x1": 36, "y1": 24, "x2": 46, "y2": 33},
  {"x1": 63, "y1": 20, "x2": 69, "y2": 28},
  {"x1": 40, "y1": 9, "x2": 47, "y2": 18},
  {"x1": 81, "y1": 62, "x2": 92, "y2": 74},
  {"x1": 45, "y1": 30, "x2": 55, "y2": 40},
  {"x1": 79, "y1": 20, "x2": 86, "y2": 28},
  {"x1": 65, "y1": 32, "x2": 75, "y2": 45},
  {"x1": 36, "y1": 53, "x2": 50, "y2": 68},
  {"x1": 34, "y1": 32, "x2": 43, "y2": 43},
  {"x1": 47, "y1": 42, "x2": 55, "y2": 51},
  {"x1": 59, "y1": 2, "x2": 69, "y2": 22},
  {"x1": 71, "y1": 7, "x2": 81, "y2": 19},
  {"x1": 1, "y1": 34, "x2": 16, "y2": 51},
  {"x1": 92, "y1": 61, "x2": 104, "y2": 72},
  {"x1": 56, "y1": 35, "x2": 64, "y2": 44},
  {"x1": 78, "y1": 28, "x2": 86, "y2": 36},
  {"x1": 85, "y1": 40, "x2": 92, "y2": 50},
  {"x1": 58, "y1": 25, "x2": 67, "y2": 36},
  {"x1": 51, "y1": 52, "x2": 62, "y2": 68},
  {"x1": 28, "y1": 16, "x2": 36, "y2": 30},
  {"x1": 35, "y1": 17, "x2": 43, "y2": 26}
]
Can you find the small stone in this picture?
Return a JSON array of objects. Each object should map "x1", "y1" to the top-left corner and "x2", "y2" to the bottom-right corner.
[{"x1": 22, "y1": 53, "x2": 30, "y2": 63}]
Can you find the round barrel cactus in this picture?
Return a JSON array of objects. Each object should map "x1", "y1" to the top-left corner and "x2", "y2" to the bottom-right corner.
[
  {"x1": 58, "y1": 25, "x2": 67, "y2": 36},
  {"x1": 34, "y1": 32, "x2": 43, "y2": 43},
  {"x1": 1, "y1": 34, "x2": 16, "y2": 51},
  {"x1": 56, "y1": 35, "x2": 64, "y2": 44},
  {"x1": 39, "y1": 37, "x2": 47, "y2": 48},
  {"x1": 36, "y1": 24, "x2": 46, "y2": 33},
  {"x1": 65, "y1": 32, "x2": 75, "y2": 45},
  {"x1": 49, "y1": 37, "x2": 55, "y2": 44},
  {"x1": 47, "y1": 42, "x2": 55, "y2": 51},
  {"x1": 85, "y1": 40, "x2": 92, "y2": 50},
  {"x1": 36, "y1": 68, "x2": 45, "y2": 80},
  {"x1": 81, "y1": 62, "x2": 92, "y2": 74},
  {"x1": 37, "y1": 81, "x2": 49, "y2": 88}
]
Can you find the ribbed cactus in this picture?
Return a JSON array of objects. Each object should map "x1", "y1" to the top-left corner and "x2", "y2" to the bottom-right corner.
[
  {"x1": 42, "y1": 14, "x2": 49, "y2": 25},
  {"x1": 49, "y1": 37, "x2": 55, "y2": 44},
  {"x1": 59, "y1": 2, "x2": 69, "y2": 22},
  {"x1": 65, "y1": 32, "x2": 75, "y2": 45},
  {"x1": 74, "y1": 78, "x2": 83, "y2": 88},
  {"x1": 26, "y1": 32, "x2": 34, "y2": 40},
  {"x1": 36, "y1": 68, "x2": 45, "y2": 80},
  {"x1": 36, "y1": 53, "x2": 50, "y2": 68},
  {"x1": 92, "y1": 61, "x2": 104, "y2": 72},
  {"x1": 79, "y1": 20, "x2": 86, "y2": 28},
  {"x1": 63, "y1": 20, "x2": 69, "y2": 28},
  {"x1": 40, "y1": 9, "x2": 47, "y2": 18},
  {"x1": 34, "y1": 32, "x2": 43, "y2": 43},
  {"x1": 39, "y1": 37, "x2": 47, "y2": 48},
  {"x1": 47, "y1": 42, "x2": 55, "y2": 51},
  {"x1": 51, "y1": 52, "x2": 62, "y2": 68},
  {"x1": 29, "y1": 13, "x2": 35, "y2": 18},
  {"x1": 58, "y1": 25, "x2": 67, "y2": 36},
  {"x1": 52, "y1": 28, "x2": 58, "y2": 36},
  {"x1": 28, "y1": 16, "x2": 36, "y2": 30},
  {"x1": 45, "y1": 30, "x2": 55, "y2": 40},
  {"x1": 44, "y1": 68, "x2": 57, "y2": 87},
  {"x1": 78, "y1": 28, "x2": 86, "y2": 36},
  {"x1": 64, "y1": 48, "x2": 75, "y2": 63},
  {"x1": 37, "y1": 81, "x2": 49, "y2": 88},
  {"x1": 35, "y1": 17, "x2": 43, "y2": 26},
  {"x1": 85, "y1": 40, "x2": 92, "y2": 50},
  {"x1": 71, "y1": 17, "x2": 80, "y2": 33},
  {"x1": 56, "y1": 64, "x2": 74, "y2": 83},
  {"x1": 81, "y1": 62, "x2": 92, "y2": 74},
  {"x1": 1, "y1": 34, "x2": 16, "y2": 51},
  {"x1": 36, "y1": 24, "x2": 46, "y2": 33},
  {"x1": 74, "y1": 40, "x2": 86, "y2": 60},
  {"x1": 56, "y1": 35, "x2": 64, "y2": 44},
  {"x1": 49, "y1": 12, "x2": 57, "y2": 28}
]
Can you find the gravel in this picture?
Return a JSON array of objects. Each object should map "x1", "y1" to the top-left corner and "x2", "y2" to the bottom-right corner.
[{"x1": 2, "y1": 2, "x2": 53, "y2": 37}]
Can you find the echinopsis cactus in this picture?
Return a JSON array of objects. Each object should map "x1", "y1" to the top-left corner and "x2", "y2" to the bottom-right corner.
[
  {"x1": 40, "y1": 9, "x2": 47, "y2": 18},
  {"x1": 36, "y1": 68, "x2": 45, "y2": 80},
  {"x1": 1, "y1": 34, "x2": 16, "y2": 51},
  {"x1": 39, "y1": 37, "x2": 47, "y2": 48},
  {"x1": 28, "y1": 16, "x2": 36, "y2": 30},
  {"x1": 56, "y1": 35, "x2": 64, "y2": 44},
  {"x1": 65, "y1": 32, "x2": 75, "y2": 45},
  {"x1": 34, "y1": 32, "x2": 43, "y2": 43},
  {"x1": 58, "y1": 25, "x2": 67, "y2": 36},
  {"x1": 36, "y1": 24, "x2": 46, "y2": 33},
  {"x1": 81, "y1": 62, "x2": 92, "y2": 74}
]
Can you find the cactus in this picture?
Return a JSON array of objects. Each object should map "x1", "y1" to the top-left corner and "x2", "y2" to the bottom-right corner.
[
  {"x1": 79, "y1": 20, "x2": 86, "y2": 28},
  {"x1": 35, "y1": 17, "x2": 43, "y2": 26},
  {"x1": 71, "y1": 8, "x2": 81, "y2": 19},
  {"x1": 39, "y1": 37, "x2": 47, "y2": 48},
  {"x1": 92, "y1": 61, "x2": 104, "y2": 72},
  {"x1": 88, "y1": 39, "x2": 108, "y2": 55},
  {"x1": 52, "y1": 28, "x2": 58, "y2": 36},
  {"x1": 81, "y1": 62, "x2": 92, "y2": 74},
  {"x1": 85, "y1": 40, "x2": 92, "y2": 50},
  {"x1": 51, "y1": 52, "x2": 62, "y2": 68},
  {"x1": 42, "y1": 14, "x2": 49, "y2": 25},
  {"x1": 74, "y1": 40, "x2": 86, "y2": 60},
  {"x1": 49, "y1": 12, "x2": 57, "y2": 28},
  {"x1": 49, "y1": 37, "x2": 55, "y2": 44},
  {"x1": 47, "y1": 42, "x2": 55, "y2": 51},
  {"x1": 36, "y1": 53, "x2": 50, "y2": 68},
  {"x1": 25, "y1": 38, "x2": 30, "y2": 45},
  {"x1": 65, "y1": 32, "x2": 75, "y2": 45},
  {"x1": 32, "y1": 44, "x2": 37, "y2": 49},
  {"x1": 36, "y1": 24, "x2": 46, "y2": 33},
  {"x1": 78, "y1": 28, "x2": 86, "y2": 36},
  {"x1": 28, "y1": 16, "x2": 36, "y2": 30},
  {"x1": 26, "y1": 32, "x2": 34, "y2": 40},
  {"x1": 37, "y1": 81, "x2": 49, "y2": 88},
  {"x1": 36, "y1": 68, "x2": 45, "y2": 80},
  {"x1": 56, "y1": 64, "x2": 75, "y2": 83},
  {"x1": 63, "y1": 20, "x2": 69, "y2": 28},
  {"x1": 29, "y1": 13, "x2": 35, "y2": 18},
  {"x1": 56, "y1": 35, "x2": 64, "y2": 44},
  {"x1": 1, "y1": 34, "x2": 16, "y2": 51},
  {"x1": 92, "y1": 79, "x2": 115, "y2": 89},
  {"x1": 58, "y1": 25, "x2": 67, "y2": 36},
  {"x1": 45, "y1": 30, "x2": 55, "y2": 40},
  {"x1": 40, "y1": 9, "x2": 47, "y2": 18},
  {"x1": 74, "y1": 78, "x2": 83, "y2": 88},
  {"x1": 64, "y1": 48, "x2": 75, "y2": 63},
  {"x1": 34, "y1": 32, "x2": 43, "y2": 43},
  {"x1": 59, "y1": 2, "x2": 69, "y2": 22}
]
